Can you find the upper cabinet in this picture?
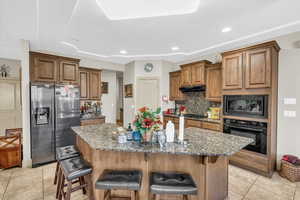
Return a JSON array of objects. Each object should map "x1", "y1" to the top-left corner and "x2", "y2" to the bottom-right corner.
[
  {"x1": 30, "y1": 52, "x2": 80, "y2": 84},
  {"x1": 206, "y1": 63, "x2": 222, "y2": 102},
  {"x1": 180, "y1": 60, "x2": 211, "y2": 87},
  {"x1": 79, "y1": 67, "x2": 102, "y2": 100},
  {"x1": 222, "y1": 52, "x2": 243, "y2": 90},
  {"x1": 30, "y1": 53, "x2": 58, "y2": 82},
  {"x1": 169, "y1": 71, "x2": 183, "y2": 101},
  {"x1": 245, "y1": 48, "x2": 271, "y2": 89},
  {"x1": 58, "y1": 59, "x2": 79, "y2": 84},
  {"x1": 222, "y1": 41, "x2": 279, "y2": 90}
]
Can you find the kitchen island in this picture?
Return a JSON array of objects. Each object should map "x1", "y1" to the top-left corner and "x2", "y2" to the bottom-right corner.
[{"x1": 72, "y1": 124, "x2": 252, "y2": 200}]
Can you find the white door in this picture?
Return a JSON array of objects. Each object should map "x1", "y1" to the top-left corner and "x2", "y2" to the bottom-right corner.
[
  {"x1": 0, "y1": 79, "x2": 22, "y2": 135},
  {"x1": 136, "y1": 78, "x2": 159, "y2": 111}
]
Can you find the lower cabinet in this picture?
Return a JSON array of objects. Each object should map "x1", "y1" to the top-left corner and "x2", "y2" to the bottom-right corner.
[
  {"x1": 80, "y1": 118, "x2": 105, "y2": 126},
  {"x1": 163, "y1": 116, "x2": 221, "y2": 132}
]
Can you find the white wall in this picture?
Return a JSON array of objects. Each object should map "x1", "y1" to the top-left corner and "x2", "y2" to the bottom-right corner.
[
  {"x1": 101, "y1": 70, "x2": 117, "y2": 123},
  {"x1": 123, "y1": 62, "x2": 136, "y2": 127},
  {"x1": 277, "y1": 49, "x2": 300, "y2": 166}
]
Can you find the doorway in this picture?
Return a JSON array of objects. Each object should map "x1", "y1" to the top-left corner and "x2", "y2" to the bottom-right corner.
[{"x1": 136, "y1": 77, "x2": 160, "y2": 111}]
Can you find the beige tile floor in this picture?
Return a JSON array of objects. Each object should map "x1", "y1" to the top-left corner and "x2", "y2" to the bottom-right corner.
[{"x1": 0, "y1": 163, "x2": 299, "y2": 200}]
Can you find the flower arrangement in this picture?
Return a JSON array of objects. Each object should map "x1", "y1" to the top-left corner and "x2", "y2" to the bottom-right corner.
[{"x1": 133, "y1": 107, "x2": 162, "y2": 142}]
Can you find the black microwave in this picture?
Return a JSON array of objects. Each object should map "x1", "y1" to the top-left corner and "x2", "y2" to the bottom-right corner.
[{"x1": 223, "y1": 95, "x2": 268, "y2": 118}]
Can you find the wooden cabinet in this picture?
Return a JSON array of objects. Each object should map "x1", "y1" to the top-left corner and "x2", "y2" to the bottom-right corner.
[
  {"x1": 222, "y1": 42, "x2": 278, "y2": 90},
  {"x1": 222, "y1": 52, "x2": 243, "y2": 90},
  {"x1": 202, "y1": 122, "x2": 222, "y2": 132},
  {"x1": 30, "y1": 52, "x2": 80, "y2": 84},
  {"x1": 206, "y1": 64, "x2": 222, "y2": 102},
  {"x1": 59, "y1": 59, "x2": 79, "y2": 84},
  {"x1": 191, "y1": 63, "x2": 206, "y2": 85},
  {"x1": 180, "y1": 60, "x2": 211, "y2": 87},
  {"x1": 186, "y1": 119, "x2": 202, "y2": 128},
  {"x1": 169, "y1": 71, "x2": 183, "y2": 101},
  {"x1": 180, "y1": 65, "x2": 192, "y2": 86},
  {"x1": 163, "y1": 116, "x2": 179, "y2": 129},
  {"x1": 79, "y1": 67, "x2": 101, "y2": 100},
  {"x1": 245, "y1": 48, "x2": 271, "y2": 89},
  {"x1": 79, "y1": 70, "x2": 89, "y2": 99},
  {"x1": 80, "y1": 118, "x2": 105, "y2": 126},
  {"x1": 30, "y1": 53, "x2": 58, "y2": 82}
]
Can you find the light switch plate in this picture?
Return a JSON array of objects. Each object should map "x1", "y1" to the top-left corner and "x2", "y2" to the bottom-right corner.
[
  {"x1": 284, "y1": 98, "x2": 297, "y2": 105},
  {"x1": 284, "y1": 110, "x2": 297, "y2": 118}
]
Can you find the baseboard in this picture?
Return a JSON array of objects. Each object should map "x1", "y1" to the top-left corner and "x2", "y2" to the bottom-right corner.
[{"x1": 22, "y1": 159, "x2": 32, "y2": 168}]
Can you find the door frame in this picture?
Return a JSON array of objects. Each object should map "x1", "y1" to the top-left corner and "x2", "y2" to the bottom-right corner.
[{"x1": 135, "y1": 76, "x2": 160, "y2": 112}]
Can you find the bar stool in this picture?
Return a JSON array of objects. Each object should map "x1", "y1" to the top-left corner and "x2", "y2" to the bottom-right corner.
[
  {"x1": 95, "y1": 170, "x2": 142, "y2": 200},
  {"x1": 57, "y1": 156, "x2": 93, "y2": 200},
  {"x1": 54, "y1": 145, "x2": 80, "y2": 185},
  {"x1": 150, "y1": 172, "x2": 197, "y2": 200}
]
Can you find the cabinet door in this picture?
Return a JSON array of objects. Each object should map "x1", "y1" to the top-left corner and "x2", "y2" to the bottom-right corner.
[
  {"x1": 31, "y1": 55, "x2": 58, "y2": 82},
  {"x1": 191, "y1": 63, "x2": 205, "y2": 86},
  {"x1": 59, "y1": 60, "x2": 79, "y2": 84},
  {"x1": 79, "y1": 70, "x2": 89, "y2": 99},
  {"x1": 180, "y1": 66, "x2": 192, "y2": 86},
  {"x1": 169, "y1": 72, "x2": 183, "y2": 101},
  {"x1": 245, "y1": 48, "x2": 271, "y2": 89},
  {"x1": 89, "y1": 71, "x2": 101, "y2": 99},
  {"x1": 222, "y1": 53, "x2": 243, "y2": 90},
  {"x1": 206, "y1": 65, "x2": 222, "y2": 102}
]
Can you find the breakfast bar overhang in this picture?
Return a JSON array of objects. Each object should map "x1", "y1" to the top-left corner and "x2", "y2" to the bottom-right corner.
[{"x1": 72, "y1": 124, "x2": 252, "y2": 200}]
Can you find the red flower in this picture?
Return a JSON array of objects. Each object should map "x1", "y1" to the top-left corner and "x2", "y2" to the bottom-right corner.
[{"x1": 139, "y1": 107, "x2": 147, "y2": 113}]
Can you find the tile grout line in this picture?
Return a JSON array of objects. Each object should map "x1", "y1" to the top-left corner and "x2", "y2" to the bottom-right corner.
[
  {"x1": 241, "y1": 175, "x2": 259, "y2": 200},
  {"x1": 2, "y1": 170, "x2": 13, "y2": 200}
]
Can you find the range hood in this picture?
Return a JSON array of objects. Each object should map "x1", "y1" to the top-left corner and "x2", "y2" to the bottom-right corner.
[{"x1": 179, "y1": 85, "x2": 205, "y2": 93}]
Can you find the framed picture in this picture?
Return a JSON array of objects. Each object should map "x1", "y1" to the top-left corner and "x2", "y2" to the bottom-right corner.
[
  {"x1": 125, "y1": 84, "x2": 133, "y2": 98},
  {"x1": 101, "y1": 82, "x2": 108, "y2": 94}
]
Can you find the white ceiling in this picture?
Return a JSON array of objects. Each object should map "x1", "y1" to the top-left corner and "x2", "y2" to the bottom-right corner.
[{"x1": 1, "y1": 0, "x2": 300, "y2": 64}]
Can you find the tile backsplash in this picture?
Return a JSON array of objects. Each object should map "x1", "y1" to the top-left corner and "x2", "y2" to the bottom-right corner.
[{"x1": 176, "y1": 92, "x2": 220, "y2": 115}]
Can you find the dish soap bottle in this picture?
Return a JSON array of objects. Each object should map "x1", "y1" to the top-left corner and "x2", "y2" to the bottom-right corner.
[{"x1": 166, "y1": 121, "x2": 175, "y2": 143}]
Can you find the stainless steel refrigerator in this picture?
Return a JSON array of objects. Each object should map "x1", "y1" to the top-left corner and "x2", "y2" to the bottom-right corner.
[{"x1": 30, "y1": 82, "x2": 80, "y2": 167}]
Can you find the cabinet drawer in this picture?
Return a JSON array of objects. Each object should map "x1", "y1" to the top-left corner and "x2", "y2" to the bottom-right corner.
[
  {"x1": 202, "y1": 122, "x2": 221, "y2": 131},
  {"x1": 80, "y1": 118, "x2": 105, "y2": 126},
  {"x1": 230, "y1": 150, "x2": 269, "y2": 173},
  {"x1": 186, "y1": 119, "x2": 202, "y2": 128}
]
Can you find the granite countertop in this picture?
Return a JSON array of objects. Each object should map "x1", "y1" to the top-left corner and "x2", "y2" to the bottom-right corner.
[
  {"x1": 71, "y1": 124, "x2": 252, "y2": 156},
  {"x1": 163, "y1": 113, "x2": 221, "y2": 124},
  {"x1": 80, "y1": 114, "x2": 105, "y2": 121}
]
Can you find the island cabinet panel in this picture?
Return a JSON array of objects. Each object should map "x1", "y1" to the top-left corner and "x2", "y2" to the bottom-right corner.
[
  {"x1": 169, "y1": 71, "x2": 183, "y2": 101},
  {"x1": 30, "y1": 53, "x2": 58, "y2": 82},
  {"x1": 222, "y1": 52, "x2": 243, "y2": 90},
  {"x1": 58, "y1": 59, "x2": 79, "y2": 84},
  {"x1": 245, "y1": 48, "x2": 271, "y2": 89},
  {"x1": 206, "y1": 64, "x2": 222, "y2": 102}
]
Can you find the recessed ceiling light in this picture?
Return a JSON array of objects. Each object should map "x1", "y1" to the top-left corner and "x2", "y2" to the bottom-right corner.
[
  {"x1": 222, "y1": 27, "x2": 232, "y2": 33},
  {"x1": 171, "y1": 46, "x2": 180, "y2": 51},
  {"x1": 120, "y1": 50, "x2": 127, "y2": 54}
]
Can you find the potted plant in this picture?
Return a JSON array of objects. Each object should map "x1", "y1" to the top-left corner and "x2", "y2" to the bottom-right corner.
[{"x1": 133, "y1": 107, "x2": 162, "y2": 143}]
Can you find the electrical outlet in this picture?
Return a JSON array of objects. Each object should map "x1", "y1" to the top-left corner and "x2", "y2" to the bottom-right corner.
[
  {"x1": 284, "y1": 110, "x2": 297, "y2": 118},
  {"x1": 284, "y1": 98, "x2": 297, "y2": 105}
]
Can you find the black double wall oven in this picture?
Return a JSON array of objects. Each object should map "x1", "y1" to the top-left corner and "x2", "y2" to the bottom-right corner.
[{"x1": 223, "y1": 95, "x2": 268, "y2": 155}]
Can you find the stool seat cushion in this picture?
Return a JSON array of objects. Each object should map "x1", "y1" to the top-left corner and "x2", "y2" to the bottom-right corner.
[
  {"x1": 60, "y1": 157, "x2": 92, "y2": 181},
  {"x1": 56, "y1": 145, "x2": 79, "y2": 161},
  {"x1": 96, "y1": 170, "x2": 142, "y2": 191},
  {"x1": 150, "y1": 172, "x2": 197, "y2": 195}
]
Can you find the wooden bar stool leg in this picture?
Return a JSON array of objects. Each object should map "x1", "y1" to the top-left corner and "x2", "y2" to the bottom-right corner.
[
  {"x1": 58, "y1": 174, "x2": 65, "y2": 200},
  {"x1": 56, "y1": 168, "x2": 62, "y2": 198},
  {"x1": 130, "y1": 191, "x2": 135, "y2": 200},
  {"x1": 79, "y1": 177, "x2": 86, "y2": 194},
  {"x1": 84, "y1": 174, "x2": 94, "y2": 200},
  {"x1": 183, "y1": 195, "x2": 188, "y2": 200},
  {"x1": 54, "y1": 161, "x2": 59, "y2": 184},
  {"x1": 135, "y1": 191, "x2": 139, "y2": 200},
  {"x1": 65, "y1": 181, "x2": 72, "y2": 200}
]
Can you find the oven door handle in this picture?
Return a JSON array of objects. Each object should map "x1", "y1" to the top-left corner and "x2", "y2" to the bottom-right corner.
[{"x1": 224, "y1": 124, "x2": 266, "y2": 132}]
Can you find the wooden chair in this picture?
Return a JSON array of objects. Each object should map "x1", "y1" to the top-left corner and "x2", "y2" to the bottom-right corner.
[
  {"x1": 0, "y1": 132, "x2": 22, "y2": 168},
  {"x1": 5, "y1": 128, "x2": 22, "y2": 137}
]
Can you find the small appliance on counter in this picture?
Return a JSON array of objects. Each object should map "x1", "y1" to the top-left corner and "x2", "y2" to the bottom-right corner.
[{"x1": 208, "y1": 107, "x2": 221, "y2": 120}]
